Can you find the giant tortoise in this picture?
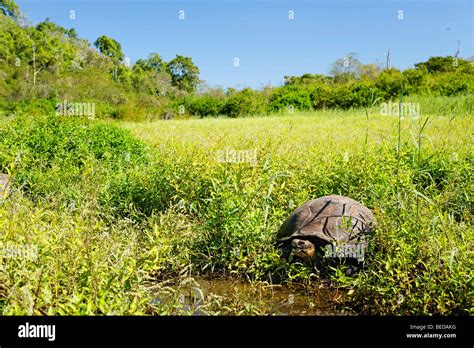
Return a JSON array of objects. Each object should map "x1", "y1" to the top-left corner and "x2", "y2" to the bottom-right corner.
[{"x1": 276, "y1": 195, "x2": 376, "y2": 266}]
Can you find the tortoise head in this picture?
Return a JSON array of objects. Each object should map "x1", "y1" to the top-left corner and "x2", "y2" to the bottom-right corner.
[{"x1": 291, "y1": 238, "x2": 317, "y2": 264}]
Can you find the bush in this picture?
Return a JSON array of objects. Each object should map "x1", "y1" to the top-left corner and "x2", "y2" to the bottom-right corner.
[
  {"x1": 309, "y1": 83, "x2": 334, "y2": 109},
  {"x1": 222, "y1": 88, "x2": 266, "y2": 117},
  {"x1": 268, "y1": 86, "x2": 312, "y2": 112},
  {"x1": 375, "y1": 68, "x2": 406, "y2": 99},
  {"x1": 346, "y1": 82, "x2": 383, "y2": 107},
  {"x1": 110, "y1": 102, "x2": 147, "y2": 121},
  {"x1": 0, "y1": 99, "x2": 57, "y2": 116},
  {"x1": 402, "y1": 68, "x2": 427, "y2": 95},
  {"x1": 425, "y1": 72, "x2": 474, "y2": 96},
  {"x1": 0, "y1": 115, "x2": 147, "y2": 201},
  {"x1": 183, "y1": 94, "x2": 225, "y2": 117}
]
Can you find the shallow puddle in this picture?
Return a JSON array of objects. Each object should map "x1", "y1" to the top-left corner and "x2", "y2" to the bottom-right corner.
[{"x1": 150, "y1": 276, "x2": 352, "y2": 316}]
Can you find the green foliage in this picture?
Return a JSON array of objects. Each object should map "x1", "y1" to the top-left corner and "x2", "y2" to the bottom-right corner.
[
  {"x1": 330, "y1": 52, "x2": 361, "y2": 81},
  {"x1": 1, "y1": 8, "x2": 473, "y2": 119},
  {"x1": 375, "y1": 68, "x2": 405, "y2": 99},
  {"x1": 222, "y1": 88, "x2": 266, "y2": 117},
  {"x1": 268, "y1": 85, "x2": 312, "y2": 112},
  {"x1": 415, "y1": 56, "x2": 474, "y2": 74},
  {"x1": 36, "y1": 18, "x2": 77, "y2": 39},
  {"x1": 167, "y1": 55, "x2": 200, "y2": 93},
  {"x1": 425, "y1": 71, "x2": 474, "y2": 96},
  {"x1": 182, "y1": 94, "x2": 225, "y2": 117},
  {"x1": 93, "y1": 35, "x2": 124, "y2": 62},
  {"x1": 1, "y1": 0, "x2": 472, "y2": 317},
  {"x1": 0, "y1": 0, "x2": 20, "y2": 19},
  {"x1": 402, "y1": 68, "x2": 426, "y2": 94},
  {"x1": 284, "y1": 73, "x2": 332, "y2": 86},
  {"x1": 173, "y1": 54, "x2": 473, "y2": 118},
  {"x1": 309, "y1": 83, "x2": 333, "y2": 109},
  {"x1": 133, "y1": 53, "x2": 166, "y2": 73},
  {"x1": 404, "y1": 94, "x2": 473, "y2": 116},
  {"x1": 0, "y1": 115, "x2": 147, "y2": 201},
  {"x1": 1, "y1": 110, "x2": 472, "y2": 315}
]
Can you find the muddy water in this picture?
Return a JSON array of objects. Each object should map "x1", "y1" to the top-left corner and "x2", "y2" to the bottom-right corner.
[{"x1": 151, "y1": 276, "x2": 353, "y2": 316}]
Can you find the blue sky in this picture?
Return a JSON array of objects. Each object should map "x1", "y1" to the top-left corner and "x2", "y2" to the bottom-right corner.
[{"x1": 17, "y1": 0, "x2": 473, "y2": 89}]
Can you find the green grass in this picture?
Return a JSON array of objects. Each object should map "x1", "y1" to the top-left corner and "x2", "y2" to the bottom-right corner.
[{"x1": 0, "y1": 101, "x2": 472, "y2": 315}]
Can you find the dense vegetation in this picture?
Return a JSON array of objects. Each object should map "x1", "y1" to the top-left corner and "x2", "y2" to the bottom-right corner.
[
  {"x1": 1, "y1": 1, "x2": 473, "y2": 119},
  {"x1": 1, "y1": 99, "x2": 472, "y2": 315}
]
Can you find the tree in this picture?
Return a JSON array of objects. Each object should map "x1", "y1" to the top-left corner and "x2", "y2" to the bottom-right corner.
[
  {"x1": 375, "y1": 68, "x2": 405, "y2": 98},
  {"x1": 132, "y1": 53, "x2": 171, "y2": 95},
  {"x1": 28, "y1": 22, "x2": 78, "y2": 84},
  {"x1": 284, "y1": 73, "x2": 331, "y2": 86},
  {"x1": 330, "y1": 52, "x2": 362, "y2": 82},
  {"x1": 146, "y1": 53, "x2": 165, "y2": 72},
  {"x1": 133, "y1": 53, "x2": 165, "y2": 73},
  {"x1": 359, "y1": 63, "x2": 382, "y2": 80},
  {"x1": 93, "y1": 35, "x2": 124, "y2": 62},
  {"x1": 0, "y1": 0, "x2": 20, "y2": 19},
  {"x1": 414, "y1": 56, "x2": 473, "y2": 74},
  {"x1": 36, "y1": 18, "x2": 77, "y2": 39},
  {"x1": 166, "y1": 55, "x2": 200, "y2": 92},
  {"x1": 131, "y1": 68, "x2": 172, "y2": 96},
  {"x1": 222, "y1": 88, "x2": 264, "y2": 117}
]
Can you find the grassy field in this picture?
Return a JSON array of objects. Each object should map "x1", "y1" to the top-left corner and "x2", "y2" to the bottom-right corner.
[{"x1": 0, "y1": 101, "x2": 472, "y2": 315}]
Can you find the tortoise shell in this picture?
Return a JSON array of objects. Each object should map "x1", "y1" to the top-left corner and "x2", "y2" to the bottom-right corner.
[{"x1": 277, "y1": 195, "x2": 376, "y2": 246}]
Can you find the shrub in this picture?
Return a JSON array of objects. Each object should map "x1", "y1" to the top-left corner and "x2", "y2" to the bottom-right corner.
[
  {"x1": 268, "y1": 86, "x2": 312, "y2": 112},
  {"x1": 425, "y1": 72, "x2": 474, "y2": 96},
  {"x1": 184, "y1": 94, "x2": 225, "y2": 117},
  {"x1": 375, "y1": 68, "x2": 406, "y2": 99},
  {"x1": 309, "y1": 83, "x2": 334, "y2": 109},
  {"x1": 0, "y1": 115, "x2": 147, "y2": 201},
  {"x1": 222, "y1": 88, "x2": 266, "y2": 117}
]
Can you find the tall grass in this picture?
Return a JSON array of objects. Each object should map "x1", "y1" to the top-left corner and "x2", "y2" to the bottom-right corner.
[{"x1": 0, "y1": 101, "x2": 472, "y2": 315}]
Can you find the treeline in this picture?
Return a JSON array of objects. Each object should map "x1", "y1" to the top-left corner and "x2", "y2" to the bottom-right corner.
[
  {"x1": 1, "y1": 0, "x2": 473, "y2": 120},
  {"x1": 182, "y1": 54, "x2": 474, "y2": 117},
  {"x1": 0, "y1": 0, "x2": 199, "y2": 119}
]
